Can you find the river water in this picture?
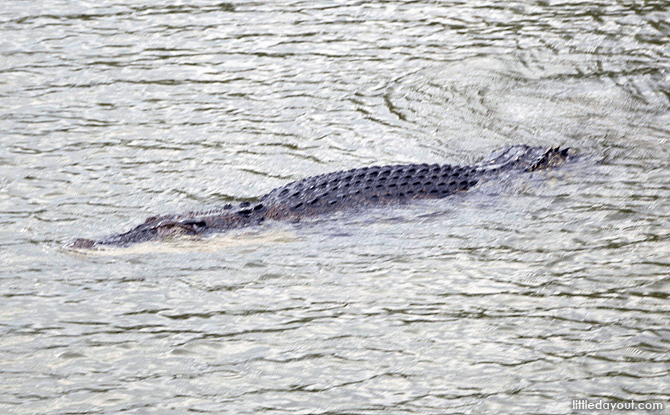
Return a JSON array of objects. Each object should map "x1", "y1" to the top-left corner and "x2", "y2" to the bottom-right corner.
[{"x1": 1, "y1": 1, "x2": 669, "y2": 414}]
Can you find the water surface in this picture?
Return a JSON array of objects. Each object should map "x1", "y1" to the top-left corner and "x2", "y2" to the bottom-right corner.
[{"x1": 1, "y1": 1, "x2": 669, "y2": 414}]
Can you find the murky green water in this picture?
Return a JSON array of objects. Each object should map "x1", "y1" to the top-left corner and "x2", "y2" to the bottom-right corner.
[{"x1": 1, "y1": 1, "x2": 669, "y2": 414}]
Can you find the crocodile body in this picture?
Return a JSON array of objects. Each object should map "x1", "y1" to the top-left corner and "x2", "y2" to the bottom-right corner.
[{"x1": 69, "y1": 145, "x2": 572, "y2": 248}]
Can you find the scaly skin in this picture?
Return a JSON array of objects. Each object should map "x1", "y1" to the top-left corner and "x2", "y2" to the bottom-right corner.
[{"x1": 68, "y1": 145, "x2": 573, "y2": 248}]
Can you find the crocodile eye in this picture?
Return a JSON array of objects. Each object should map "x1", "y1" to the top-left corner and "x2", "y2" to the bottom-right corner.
[{"x1": 183, "y1": 220, "x2": 206, "y2": 228}]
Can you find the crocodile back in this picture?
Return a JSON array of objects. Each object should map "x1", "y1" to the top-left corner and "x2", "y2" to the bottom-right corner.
[{"x1": 259, "y1": 163, "x2": 480, "y2": 221}]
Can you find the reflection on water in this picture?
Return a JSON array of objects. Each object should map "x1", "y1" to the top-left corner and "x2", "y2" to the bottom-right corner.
[
  {"x1": 1, "y1": 1, "x2": 668, "y2": 414},
  {"x1": 67, "y1": 229, "x2": 301, "y2": 256}
]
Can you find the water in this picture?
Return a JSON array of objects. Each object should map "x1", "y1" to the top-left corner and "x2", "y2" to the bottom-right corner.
[{"x1": 1, "y1": 1, "x2": 669, "y2": 414}]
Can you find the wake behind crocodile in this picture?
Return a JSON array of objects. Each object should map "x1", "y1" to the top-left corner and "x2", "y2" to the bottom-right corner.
[{"x1": 68, "y1": 145, "x2": 574, "y2": 249}]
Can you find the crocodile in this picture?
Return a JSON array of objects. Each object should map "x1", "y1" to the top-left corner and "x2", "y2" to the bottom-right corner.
[{"x1": 68, "y1": 145, "x2": 573, "y2": 249}]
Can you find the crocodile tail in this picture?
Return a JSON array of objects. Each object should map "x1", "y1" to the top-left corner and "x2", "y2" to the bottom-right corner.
[{"x1": 524, "y1": 146, "x2": 571, "y2": 172}]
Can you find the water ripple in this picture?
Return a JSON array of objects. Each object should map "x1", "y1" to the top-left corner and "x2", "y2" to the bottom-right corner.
[{"x1": 1, "y1": 1, "x2": 669, "y2": 414}]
